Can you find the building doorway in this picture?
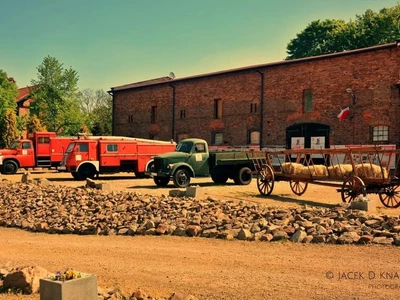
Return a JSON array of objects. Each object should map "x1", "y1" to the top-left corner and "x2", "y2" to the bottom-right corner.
[{"x1": 286, "y1": 123, "x2": 330, "y2": 164}]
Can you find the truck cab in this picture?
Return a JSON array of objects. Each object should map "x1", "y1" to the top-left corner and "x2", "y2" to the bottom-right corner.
[
  {"x1": 150, "y1": 138, "x2": 210, "y2": 187},
  {"x1": 0, "y1": 132, "x2": 73, "y2": 174}
]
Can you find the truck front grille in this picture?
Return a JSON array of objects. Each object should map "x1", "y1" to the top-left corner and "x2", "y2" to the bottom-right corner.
[{"x1": 154, "y1": 158, "x2": 164, "y2": 172}]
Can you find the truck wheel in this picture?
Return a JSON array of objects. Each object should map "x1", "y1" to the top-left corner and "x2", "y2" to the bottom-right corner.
[
  {"x1": 173, "y1": 169, "x2": 191, "y2": 188},
  {"x1": 154, "y1": 176, "x2": 169, "y2": 187},
  {"x1": 77, "y1": 165, "x2": 96, "y2": 180},
  {"x1": 2, "y1": 160, "x2": 18, "y2": 175},
  {"x1": 211, "y1": 171, "x2": 228, "y2": 184},
  {"x1": 233, "y1": 167, "x2": 252, "y2": 185}
]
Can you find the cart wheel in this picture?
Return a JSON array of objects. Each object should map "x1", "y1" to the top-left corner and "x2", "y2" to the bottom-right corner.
[
  {"x1": 257, "y1": 165, "x2": 274, "y2": 195},
  {"x1": 341, "y1": 176, "x2": 366, "y2": 203},
  {"x1": 379, "y1": 184, "x2": 400, "y2": 208},
  {"x1": 290, "y1": 181, "x2": 308, "y2": 196}
]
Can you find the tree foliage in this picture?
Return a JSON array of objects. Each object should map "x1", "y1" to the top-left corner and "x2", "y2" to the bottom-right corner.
[
  {"x1": 286, "y1": 4, "x2": 400, "y2": 60},
  {"x1": 26, "y1": 114, "x2": 47, "y2": 133},
  {"x1": 30, "y1": 56, "x2": 84, "y2": 135},
  {"x1": 0, "y1": 109, "x2": 18, "y2": 148},
  {"x1": 79, "y1": 88, "x2": 112, "y2": 135},
  {"x1": 0, "y1": 70, "x2": 18, "y2": 116}
]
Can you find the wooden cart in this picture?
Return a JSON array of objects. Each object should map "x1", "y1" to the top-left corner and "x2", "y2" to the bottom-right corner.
[{"x1": 246, "y1": 146, "x2": 400, "y2": 208}]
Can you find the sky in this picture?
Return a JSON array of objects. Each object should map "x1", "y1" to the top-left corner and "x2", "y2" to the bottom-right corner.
[{"x1": 1, "y1": 0, "x2": 400, "y2": 92}]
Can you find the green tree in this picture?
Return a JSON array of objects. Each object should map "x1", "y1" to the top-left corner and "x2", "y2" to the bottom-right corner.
[
  {"x1": 0, "y1": 109, "x2": 18, "y2": 148},
  {"x1": 0, "y1": 70, "x2": 18, "y2": 117},
  {"x1": 30, "y1": 56, "x2": 84, "y2": 135},
  {"x1": 285, "y1": 3, "x2": 400, "y2": 60},
  {"x1": 79, "y1": 88, "x2": 112, "y2": 135},
  {"x1": 26, "y1": 114, "x2": 47, "y2": 133}
]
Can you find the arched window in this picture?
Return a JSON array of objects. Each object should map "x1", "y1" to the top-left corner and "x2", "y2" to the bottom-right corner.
[{"x1": 248, "y1": 130, "x2": 260, "y2": 145}]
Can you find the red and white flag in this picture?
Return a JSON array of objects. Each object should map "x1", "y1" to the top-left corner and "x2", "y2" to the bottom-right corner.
[{"x1": 337, "y1": 107, "x2": 350, "y2": 121}]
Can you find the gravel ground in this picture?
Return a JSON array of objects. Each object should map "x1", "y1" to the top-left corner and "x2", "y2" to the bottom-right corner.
[{"x1": 0, "y1": 170, "x2": 399, "y2": 300}]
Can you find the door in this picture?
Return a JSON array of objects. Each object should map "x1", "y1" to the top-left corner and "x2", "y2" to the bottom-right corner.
[
  {"x1": 190, "y1": 142, "x2": 209, "y2": 175},
  {"x1": 286, "y1": 123, "x2": 330, "y2": 164}
]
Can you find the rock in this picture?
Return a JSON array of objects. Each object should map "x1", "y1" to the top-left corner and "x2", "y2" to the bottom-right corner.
[
  {"x1": 273, "y1": 231, "x2": 289, "y2": 241},
  {"x1": 21, "y1": 172, "x2": 32, "y2": 184},
  {"x1": 237, "y1": 229, "x2": 253, "y2": 241},
  {"x1": 3, "y1": 265, "x2": 50, "y2": 294},
  {"x1": 290, "y1": 230, "x2": 307, "y2": 243},
  {"x1": 260, "y1": 233, "x2": 273, "y2": 242},
  {"x1": 86, "y1": 178, "x2": 96, "y2": 188},
  {"x1": 311, "y1": 235, "x2": 326, "y2": 243},
  {"x1": 372, "y1": 237, "x2": 393, "y2": 245},
  {"x1": 337, "y1": 232, "x2": 360, "y2": 244},
  {"x1": 394, "y1": 235, "x2": 400, "y2": 246},
  {"x1": 302, "y1": 235, "x2": 313, "y2": 243},
  {"x1": 358, "y1": 235, "x2": 373, "y2": 244},
  {"x1": 186, "y1": 225, "x2": 202, "y2": 237}
]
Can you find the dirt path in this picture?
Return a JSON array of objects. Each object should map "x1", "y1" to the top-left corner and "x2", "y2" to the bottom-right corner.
[
  {"x1": 1, "y1": 228, "x2": 400, "y2": 300},
  {"x1": 0, "y1": 171, "x2": 400, "y2": 299}
]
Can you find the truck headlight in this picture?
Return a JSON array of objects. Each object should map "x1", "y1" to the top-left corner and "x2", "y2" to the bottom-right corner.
[{"x1": 167, "y1": 164, "x2": 173, "y2": 169}]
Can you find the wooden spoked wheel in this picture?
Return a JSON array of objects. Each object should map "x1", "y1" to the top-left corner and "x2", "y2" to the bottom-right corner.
[
  {"x1": 257, "y1": 165, "x2": 275, "y2": 195},
  {"x1": 289, "y1": 181, "x2": 308, "y2": 196},
  {"x1": 379, "y1": 184, "x2": 400, "y2": 208},
  {"x1": 341, "y1": 176, "x2": 366, "y2": 203}
]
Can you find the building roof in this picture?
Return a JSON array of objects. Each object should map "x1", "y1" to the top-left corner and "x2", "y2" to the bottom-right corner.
[
  {"x1": 16, "y1": 85, "x2": 39, "y2": 103},
  {"x1": 111, "y1": 76, "x2": 174, "y2": 92},
  {"x1": 109, "y1": 42, "x2": 398, "y2": 93}
]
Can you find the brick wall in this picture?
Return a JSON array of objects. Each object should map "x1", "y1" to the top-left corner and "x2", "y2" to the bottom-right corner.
[{"x1": 112, "y1": 45, "x2": 400, "y2": 147}]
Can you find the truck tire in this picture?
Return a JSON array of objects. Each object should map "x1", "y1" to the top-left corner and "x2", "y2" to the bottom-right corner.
[
  {"x1": 77, "y1": 164, "x2": 96, "y2": 180},
  {"x1": 210, "y1": 171, "x2": 228, "y2": 184},
  {"x1": 173, "y1": 168, "x2": 191, "y2": 188},
  {"x1": 2, "y1": 160, "x2": 18, "y2": 175},
  {"x1": 71, "y1": 172, "x2": 79, "y2": 180},
  {"x1": 233, "y1": 167, "x2": 252, "y2": 185},
  {"x1": 154, "y1": 176, "x2": 169, "y2": 187}
]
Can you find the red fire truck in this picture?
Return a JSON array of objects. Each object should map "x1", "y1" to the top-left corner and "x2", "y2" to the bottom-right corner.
[
  {"x1": 58, "y1": 136, "x2": 176, "y2": 180},
  {"x1": 0, "y1": 132, "x2": 75, "y2": 174}
]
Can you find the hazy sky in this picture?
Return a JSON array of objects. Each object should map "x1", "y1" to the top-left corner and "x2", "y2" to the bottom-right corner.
[{"x1": 1, "y1": 0, "x2": 399, "y2": 91}]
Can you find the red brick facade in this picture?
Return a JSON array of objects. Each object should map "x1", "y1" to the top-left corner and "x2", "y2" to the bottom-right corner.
[{"x1": 111, "y1": 42, "x2": 400, "y2": 148}]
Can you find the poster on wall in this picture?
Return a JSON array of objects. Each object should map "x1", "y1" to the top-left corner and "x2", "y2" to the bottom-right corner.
[
  {"x1": 291, "y1": 137, "x2": 304, "y2": 150},
  {"x1": 311, "y1": 136, "x2": 325, "y2": 149}
]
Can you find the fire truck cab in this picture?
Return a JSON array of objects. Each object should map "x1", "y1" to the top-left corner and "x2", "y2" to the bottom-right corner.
[
  {"x1": 0, "y1": 132, "x2": 74, "y2": 174},
  {"x1": 58, "y1": 137, "x2": 176, "y2": 180}
]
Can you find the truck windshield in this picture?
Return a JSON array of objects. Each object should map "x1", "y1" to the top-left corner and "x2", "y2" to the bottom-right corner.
[
  {"x1": 176, "y1": 141, "x2": 193, "y2": 153},
  {"x1": 10, "y1": 141, "x2": 20, "y2": 149},
  {"x1": 65, "y1": 143, "x2": 75, "y2": 153}
]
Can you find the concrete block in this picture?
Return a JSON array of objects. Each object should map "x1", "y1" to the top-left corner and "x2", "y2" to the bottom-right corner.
[
  {"x1": 350, "y1": 199, "x2": 377, "y2": 213},
  {"x1": 40, "y1": 275, "x2": 97, "y2": 300},
  {"x1": 95, "y1": 183, "x2": 111, "y2": 190},
  {"x1": 186, "y1": 186, "x2": 205, "y2": 199}
]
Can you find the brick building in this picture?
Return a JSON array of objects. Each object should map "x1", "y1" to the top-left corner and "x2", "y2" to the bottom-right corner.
[{"x1": 110, "y1": 42, "x2": 400, "y2": 149}]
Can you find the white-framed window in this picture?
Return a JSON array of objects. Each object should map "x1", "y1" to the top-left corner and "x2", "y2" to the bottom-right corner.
[
  {"x1": 372, "y1": 126, "x2": 389, "y2": 142},
  {"x1": 212, "y1": 132, "x2": 223, "y2": 145},
  {"x1": 107, "y1": 144, "x2": 118, "y2": 152},
  {"x1": 248, "y1": 130, "x2": 260, "y2": 145}
]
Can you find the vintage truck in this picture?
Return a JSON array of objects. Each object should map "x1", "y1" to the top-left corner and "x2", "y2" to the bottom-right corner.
[
  {"x1": 0, "y1": 132, "x2": 75, "y2": 174},
  {"x1": 147, "y1": 138, "x2": 257, "y2": 188},
  {"x1": 58, "y1": 136, "x2": 176, "y2": 180}
]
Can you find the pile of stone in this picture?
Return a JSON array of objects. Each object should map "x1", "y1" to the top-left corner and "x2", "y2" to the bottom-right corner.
[
  {"x1": 0, "y1": 263, "x2": 198, "y2": 299},
  {"x1": 0, "y1": 180, "x2": 399, "y2": 246}
]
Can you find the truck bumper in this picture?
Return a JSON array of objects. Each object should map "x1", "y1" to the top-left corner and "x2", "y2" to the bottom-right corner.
[
  {"x1": 146, "y1": 171, "x2": 170, "y2": 178},
  {"x1": 57, "y1": 166, "x2": 67, "y2": 172}
]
